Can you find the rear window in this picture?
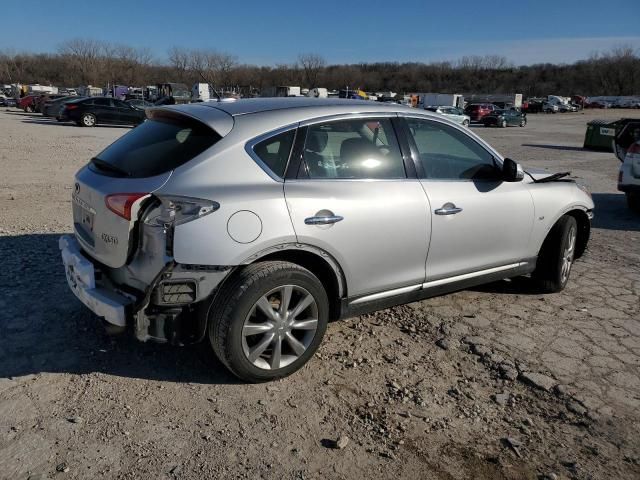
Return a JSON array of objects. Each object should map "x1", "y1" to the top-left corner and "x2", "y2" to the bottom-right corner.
[
  {"x1": 252, "y1": 129, "x2": 296, "y2": 178},
  {"x1": 90, "y1": 114, "x2": 221, "y2": 178}
]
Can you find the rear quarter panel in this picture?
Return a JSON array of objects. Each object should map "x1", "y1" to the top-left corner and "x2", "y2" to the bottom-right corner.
[{"x1": 159, "y1": 128, "x2": 297, "y2": 266}]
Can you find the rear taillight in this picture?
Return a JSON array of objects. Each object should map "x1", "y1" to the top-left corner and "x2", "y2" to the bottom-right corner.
[
  {"x1": 106, "y1": 193, "x2": 148, "y2": 220},
  {"x1": 628, "y1": 143, "x2": 640, "y2": 154},
  {"x1": 66, "y1": 104, "x2": 79, "y2": 110},
  {"x1": 148, "y1": 195, "x2": 219, "y2": 227}
]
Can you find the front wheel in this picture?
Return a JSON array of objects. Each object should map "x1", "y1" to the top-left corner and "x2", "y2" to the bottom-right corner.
[
  {"x1": 462, "y1": 119, "x2": 470, "y2": 127},
  {"x1": 208, "y1": 261, "x2": 329, "y2": 382},
  {"x1": 501, "y1": 119, "x2": 507, "y2": 128},
  {"x1": 532, "y1": 215, "x2": 578, "y2": 293},
  {"x1": 520, "y1": 119, "x2": 527, "y2": 127},
  {"x1": 627, "y1": 192, "x2": 640, "y2": 213}
]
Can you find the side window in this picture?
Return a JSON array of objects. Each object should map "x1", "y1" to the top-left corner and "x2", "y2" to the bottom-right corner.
[
  {"x1": 253, "y1": 129, "x2": 296, "y2": 178},
  {"x1": 302, "y1": 118, "x2": 405, "y2": 179},
  {"x1": 93, "y1": 98, "x2": 112, "y2": 107},
  {"x1": 406, "y1": 118, "x2": 498, "y2": 180},
  {"x1": 114, "y1": 99, "x2": 129, "y2": 108}
]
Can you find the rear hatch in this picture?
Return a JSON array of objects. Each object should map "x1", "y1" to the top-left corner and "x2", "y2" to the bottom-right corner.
[{"x1": 72, "y1": 108, "x2": 227, "y2": 268}]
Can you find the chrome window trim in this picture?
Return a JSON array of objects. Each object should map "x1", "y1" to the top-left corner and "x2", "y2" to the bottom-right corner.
[
  {"x1": 298, "y1": 111, "x2": 398, "y2": 127},
  {"x1": 244, "y1": 122, "x2": 300, "y2": 183}
]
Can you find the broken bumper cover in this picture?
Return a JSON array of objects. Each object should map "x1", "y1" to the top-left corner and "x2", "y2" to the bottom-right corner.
[{"x1": 59, "y1": 235, "x2": 132, "y2": 327}]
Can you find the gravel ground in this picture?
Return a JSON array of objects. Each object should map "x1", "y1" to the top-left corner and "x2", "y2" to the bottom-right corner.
[{"x1": 0, "y1": 107, "x2": 639, "y2": 480}]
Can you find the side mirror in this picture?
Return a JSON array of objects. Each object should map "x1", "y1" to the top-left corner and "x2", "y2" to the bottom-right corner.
[{"x1": 502, "y1": 158, "x2": 524, "y2": 182}]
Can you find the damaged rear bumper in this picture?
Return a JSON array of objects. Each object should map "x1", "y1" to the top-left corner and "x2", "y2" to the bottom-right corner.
[
  {"x1": 60, "y1": 235, "x2": 133, "y2": 326},
  {"x1": 60, "y1": 234, "x2": 232, "y2": 343}
]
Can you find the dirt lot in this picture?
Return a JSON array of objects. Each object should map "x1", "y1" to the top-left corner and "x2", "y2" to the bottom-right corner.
[{"x1": 0, "y1": 108, "x2": 639, "y2": 480}]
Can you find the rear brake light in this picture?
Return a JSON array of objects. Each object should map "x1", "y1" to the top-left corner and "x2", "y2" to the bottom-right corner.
[
  {"x1": 66, "y1": 104, "x2": 79, "y2": 110},
  {"x1": 105, "y1": 193, "x2": 148, "y2": 220},
  {"x1": 628, "y1": 143, "x2": 640, "y2": 154},
  {"x1": 148, "y1": 195, "x2": 220, "y2": 227}
]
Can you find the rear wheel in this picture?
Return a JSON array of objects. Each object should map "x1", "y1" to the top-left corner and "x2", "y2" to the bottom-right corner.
[
  {"x1": 627, "y1": 192, "x2": 640, "y2": 213},
  {"x1": 80, "y1": 113, "x2": 96, "y2": 127},
  {"x1": 208, "y1": 261, "x2": 329, "y2": 382},
  {"x1": 520, "y1": 119, "x2": 527, "y2": 127},
  {"x1": 462, "y1": 119, "x2": 470, "y2": 127},
  {"x1": 532, "y1": 215, "x2": 578, "y2": 293}
]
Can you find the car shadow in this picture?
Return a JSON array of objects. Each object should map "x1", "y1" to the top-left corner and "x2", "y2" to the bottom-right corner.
[
  {"x1": 521, "y1": 143, "x2": 598, "y2": 152},
  {"x1": 469, "y1": 276, "x2": 545, "y2": 296},
  {"x1": 0, "y1": 233, "x2": 239, "y2": 385},
  {"x1": 591, "y1": 192, "x2": 640, "y2": 231}
]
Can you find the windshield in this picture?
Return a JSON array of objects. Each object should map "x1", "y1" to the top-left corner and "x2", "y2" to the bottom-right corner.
[{"x1": 90, "y1": 115, "x2": 221, "y2": 178}]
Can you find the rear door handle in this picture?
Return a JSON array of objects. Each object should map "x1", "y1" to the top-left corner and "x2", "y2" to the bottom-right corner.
[
  {"x1": 434, "y1": 203, "x2": 463, "y2": 215},
  {"x1": 304, "y1": 215, "x2": 344, "y2": 225}
]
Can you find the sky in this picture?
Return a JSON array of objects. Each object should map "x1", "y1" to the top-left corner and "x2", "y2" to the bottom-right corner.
[{"x1": 1, "y1": 0, "x2": 639, "y2": 66}]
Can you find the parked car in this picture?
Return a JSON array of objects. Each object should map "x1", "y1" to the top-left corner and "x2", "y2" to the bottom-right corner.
[
  {"x1": 425, "y1": 106, "x2": 470, "y2": 126},
  {"x1": 35, "y1": 94, "x2": 67, "y2": 113},
  {"x1": 482, "y1": 109, "x2": 527, "y2": 128},
  {"x1": 614, "y1": 120, "x2": 640, "y2": 213},
  {"x1": 464, "y1": 103, "x2": 497, "y2": 122},
  {"x1": 126, "y1": 99, "x2": 154, "y2": 110},
  {"x1": 543, "y1": 103, "x2": 559, "y2": 113},
  {"x1": 60, "y1": 98, "x2": 593, "y2": 382},
  {"x1": 558, "y1": 103, "x2": 578, "y2": 113},
  {"x1": 19, "y1": 94, "x2": 41, "y2": 112},
  {"x1": 59, "y1": 97, "x2": 145, "y2": 127},
  {"x1": 523, "y1": 99, "x2": 544, "y2": 114},
  {"x1": 42, "y1": 96, "x2": 87, "y2": 117}
]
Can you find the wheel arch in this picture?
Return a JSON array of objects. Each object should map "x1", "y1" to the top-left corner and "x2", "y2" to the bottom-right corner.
[
  {"x1": 241, "y1": 244, "x2": 346, "y2": 321},
  {"x1": 195, "y1": 243, "x2": 347, "y2": 342},
  {"x1": 539, "y1": 208, "x2": 590, "y2": 259}
]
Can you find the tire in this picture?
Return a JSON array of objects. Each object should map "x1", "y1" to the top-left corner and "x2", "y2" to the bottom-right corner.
[
  {"x1": 627, "y1": 192, "x2": 640, "y2": 213},
  {"x1": 501, "y1": 119, "x2": 507, "y2": 128},
  {"x1": 532, "y1": 215, "x2": 578, "y2": 293},
  {"x1": 520, "y1": 119, "x2": 526, "y2": 127},
  {"x1": 80, "y1": 113, "x2": 96, "y2": 127},
  {"x1": 207, "y1": 261, "x2": 329, "y2": 382},
  {"x1": 462, "y1": 119, "x2": 470, "y2": 127}
]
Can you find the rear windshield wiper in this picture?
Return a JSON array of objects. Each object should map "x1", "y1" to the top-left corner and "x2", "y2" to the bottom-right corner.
[{"x1": 90, "y1": 157, "x2": 130, "y2": 177}]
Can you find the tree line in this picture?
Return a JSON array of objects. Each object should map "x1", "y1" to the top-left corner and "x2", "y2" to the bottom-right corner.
[{"x1": 1, "y1": 39, "x2": 639, "y2": 97}]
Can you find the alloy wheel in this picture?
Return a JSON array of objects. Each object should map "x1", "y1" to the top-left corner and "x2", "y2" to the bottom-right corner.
[
  {"x1": 560, "y1": 225, "x2": 576, "y2": 284},
  {"x1": 83, "y1": 114, "x2": 95, "y2": 127},
  {"x1": 241, "y1": 285, "x2": 319, "y2": 370}
]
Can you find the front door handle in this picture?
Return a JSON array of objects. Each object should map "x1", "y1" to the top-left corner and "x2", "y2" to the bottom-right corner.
[
  {"x1": 434, "y1": 203, "x2": 463, "y2": 215},
  {"x1": 305, "y1": 215, "x2": 344, "y2": 225}
]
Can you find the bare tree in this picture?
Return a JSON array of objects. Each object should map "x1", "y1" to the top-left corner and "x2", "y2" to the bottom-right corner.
[
  {"x1": 58, "y1": 38, "x2": 104, "y2": 84},
  {"x1": 297, "y1": 53, "x2": 326, "y2": 87}
]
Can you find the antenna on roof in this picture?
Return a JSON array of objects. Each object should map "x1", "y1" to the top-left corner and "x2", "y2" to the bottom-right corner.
[{"x1": 199, "y1": 72, "x2": 221, "y2": 102}]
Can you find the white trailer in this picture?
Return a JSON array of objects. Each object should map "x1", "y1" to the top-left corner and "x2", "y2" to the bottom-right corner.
[
  {"x1": 414, "y1": 93, "x2": 464, "y2": 108},
  {"x1": 261, "y1": 86, "x2": 302, "y2": 97},
  {"x1": 192, "y1": 83, "x2": 213, "y2": 101},
  {"x1": 28, "y1": 84, "x2": 58, "y2": 94},
  {"x1": 464, "y1": 93, "x2": 523, "y2": 108}
]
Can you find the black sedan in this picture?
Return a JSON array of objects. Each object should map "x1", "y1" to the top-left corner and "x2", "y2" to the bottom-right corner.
[
  {"x1": 481, "y1": 109, "x2": 527, "y2": 128},
  {"x1": 60, "y1": 97, "x2": 145, "y2": 127}
]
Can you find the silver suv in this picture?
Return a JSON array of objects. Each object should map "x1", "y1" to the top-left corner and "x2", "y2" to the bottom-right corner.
[{"x1": 60, "y1": 98, "x2": 594, "y2": 382}]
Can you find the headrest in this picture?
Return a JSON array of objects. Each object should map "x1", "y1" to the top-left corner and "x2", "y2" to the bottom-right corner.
[{"x1": 306, "y1": 130, "x2": 328, "y2": 153}]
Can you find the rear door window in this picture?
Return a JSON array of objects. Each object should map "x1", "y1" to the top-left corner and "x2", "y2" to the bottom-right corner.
[
  {"x1": 89, "y1": 113, "x2": 221, "y2": 178},
  {"x1": 301, "y1": 118, "x2": 405, "y2": 179}
]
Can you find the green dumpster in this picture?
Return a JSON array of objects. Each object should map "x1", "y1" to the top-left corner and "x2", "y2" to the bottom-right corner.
[{"x1": 583, "y1": 119, "x2": 621, "y2": 151}]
